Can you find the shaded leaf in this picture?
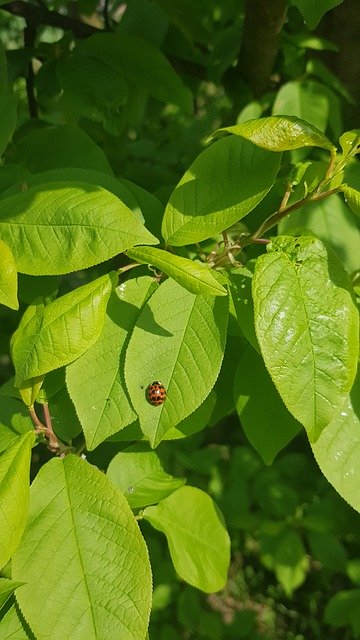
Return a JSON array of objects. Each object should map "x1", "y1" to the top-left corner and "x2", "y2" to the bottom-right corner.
[
  {"x1": 290, "y1": 0, "x2": 344, "y2": 30},
  {"x1": 0, "y1": 95, "x2": 18, "y2": 156},
  {"x1": 272, "y1": 81, "x2": 329, "y2": 134},
  {"x1": 143, "y1": 486, "x2": 230, "y2": 592},
  {"x1": 107, "y1": 445, "x2": 185, "y2": 509}
]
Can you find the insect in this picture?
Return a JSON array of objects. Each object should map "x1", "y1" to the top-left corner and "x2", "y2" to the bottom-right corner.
[{"x1": 146, "y1": 381, "x2": 167, "y2": 406}]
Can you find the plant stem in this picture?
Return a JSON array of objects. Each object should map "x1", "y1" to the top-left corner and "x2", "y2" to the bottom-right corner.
[
  {"x1": 239, "y1": 187, "x2": 340, "y2": 250},
  {"x1": 42, "y1": 402, "x2": 60, "y2": 452},
  {"x1": 117, "y1": 262, "x2": 141, "y2": 275}
]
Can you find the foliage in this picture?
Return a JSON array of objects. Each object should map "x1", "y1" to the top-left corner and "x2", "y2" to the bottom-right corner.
[{"x1": 0, "y1": 0, "x2": 359, "y2": 638}]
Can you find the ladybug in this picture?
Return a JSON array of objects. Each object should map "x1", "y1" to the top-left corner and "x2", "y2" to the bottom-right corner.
[{"x1": 147, "y1": 381, "x2": 167, "y2": 406}]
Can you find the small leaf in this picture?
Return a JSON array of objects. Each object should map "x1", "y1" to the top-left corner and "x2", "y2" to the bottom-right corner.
[
  {"x1": 12, "y1": 455, "x2": 152, "y2": 640},
  {"x1": 0, "y1": 239, "x2": 18, "y2": 309},
  {"x1": 210, "y1": 115, "x2": 334, "y2": 151},
  {"x1": 227, "y1": 264, "x2": 259, "y2": 352},
  {"x1": 0, "y1": 578, "x2": 24, "y2": 609},
  {"x1": 0, "y1": 432, "x2": 34, "y2": 570},
  {"x1": 162, "y1": 136, "x2": 281, "y2": 246},
  {"x1": 12, "y1": 272, "x2": 116, "y2": 385},
  {"x1": 0, "y1": 182, "x2": 157, "y2": 276},
  {"x1": 341, "y1": 184, "x2": 360, "y2": 218},
  {"x1": 143, "y1": 485, "x2": 230, "y2": 593},
  {"x1": 324, "y1": 589, "x2": 360, "y2": 633},
  {"x1": 290, "y1": 0, "x2": 344, "y2": 30},
  {"x1": 339, "y1": 130, "x2": 360, "y2": 157},
  {"x1": 66, "y1": 277, "x2": 155, "y2": 450},
  {"x1": 274, "y1": 530, "x2": 309, "y2": 596},
  {"x1": 126, "y1": 246, "x2": 227, "y2": 297},
  {"x1": 0, "y1": 95, "x2": 18, "y2": 156},
  {"x1": 125, "y1": 278, "x2": 228, "y2": 447},
  {"x1": 234, "y1": 347, "x2": 301, "y2": 465},
  {"x1": 107, "y1": 445, "x2": 185, "y2": 509},
  {"x1": 252, "y1": 236, "x2": 359, "y2": 441}
]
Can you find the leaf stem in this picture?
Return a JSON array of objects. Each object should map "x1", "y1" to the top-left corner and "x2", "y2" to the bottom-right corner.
[{"x1": 117, "y1": 262, "x2": 141, "y2": 275}]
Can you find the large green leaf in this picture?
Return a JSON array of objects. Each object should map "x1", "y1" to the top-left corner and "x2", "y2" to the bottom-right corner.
[
  {"x1": 312, "y1": 369, "x2": 360, "y2": 514},
  {"x1": 210, "y1": 115, "x2": 334, "y2": 152},
  {"x1": 143, "y1": 486, "x2": 230, "y2": 592},
  {"x1": 162, "y1": 136, "x2": 281, "y2": 246},
  {"x1": 290, "y1": 0, "x2": 344, "y2": 30},
  {"x1": 0, "y1": 95, "x2": 18, "y2": 156},
  {"x1": 234, "y1": 347, "x2": 301, "y2": 465},
  {"x1": 12, "y1": 273, "x2": 116, "y2": 385},
  {"x1": 0, "y1": 432, "x2": 34, "y2": 570},
  {"x1": 0, "y1": 239, "x2": 18, "y2": 310},
  {"x1": 126, "y1": 246, "x2": 227, "y2": 296},
  {"x1": 278, "y1": 193, "x2": 360, "y2": 275},
  {"x1": 66, "y1": 277, "x2": 155, "y2": 450},
  {"x1": 80, "y1": 32, "x2": 193, "y2": 114},
  {"x1": 0, "y1": 181, "x2": 157, "y2": 276},
  {"x1": 12, "y1": 124, "x2": 112, "y2": 174},
  {"x1": 125, "y1": 278, "x2": 228, "y2": 447},
  {"x1": 252, "y1": 236, "x2": 359, "y2": 441},
  {"x1": 13, "y1": 455, "x2": 152, "y2": 640},
  {"x1": 107, "y1": 445, "x2": 185, "y2": 509}
]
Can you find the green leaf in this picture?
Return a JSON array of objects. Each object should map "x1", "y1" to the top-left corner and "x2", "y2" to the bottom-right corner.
[
  {"x1": 66, "y1": 277, "x2": 155, "y2": 450},
  {"x1": 339, "y1": 130, "x2": 360, "y2": 157},
  {"x1": 0, "y1": 239, "x2": 18, "y2": 310},
  {"x1": 252, "y1": 236, "x2": 359, "y2": 441},
  {"x1": 0, "y1": 578, "x2": 24, "y2": 609},
  {"x1": 80, "y1": 33, "x2": 193, "y2": 114},
  {"x1": 234, "y1": 347, "x2": 301, "y2": 465},
  {"x1": 341, "y1": 184, "x2": 360, "y2": 218},
  {"x1": 162, "y1": 136, "x2": 281, "y2": 246},
  {"x1": 166, "y1": 392, "x2": 216, "y2": 439},
  {"x1": 107, "y1": 445, "x2": 185, "y2": 509},
  {"x1": 273, "y1": 530, "x2": 309, "y2": 596},
  {"x1": 0, "y1": 38, "x2": 7, "y2": 95},
  {"x1": 312, "y1": 369, "x2": 360, "y2": 514},
  {"x1": 0, "y1": 432, "x2": 34, "y2": 570},
  {"x1": 272, "y1": 81, "x2": 329, "y2": 133},
  {"x1": 12, "y1": 273, "x2": 116, "y2": 385},
  {"x1": 125, "y1": 278, "x2": 228, "y2": 447},
  {"x1": 0, "y1": 603, "x2": 31, "y2": 639},
  {"x1": 227, "y1": 264, "x2": 259, "y2": 352},
  {"x1": 13, "y1": 455, "x2": 152, "y2": 640},
  {"x1": 0, "y1": 181, "x2": 157, "y2": 276},
  {"x1": 143, "y1": 485, "x2": 230, "y2": 593},
  {"x1": 210, "y1": 115, "x2": 334, "y2": 152},
  {"x1": 0, "y1": 95, "x2": 17, "y2": 156},
  {"x1": 0, "y1": 396, "x2": 33, "y2": 454},
  {"x1": 278, "y1": 193, "x2": 360, "y2": 275},
  {"x1": 12, "y1": 123, "x2": 113, "y2": 174},
  {"x1": 324, "y1": 589, "x2": 360, "y2": 634},
  {"x1": 48, "y1": 385, "x2": 82, "y2": 442},
  {"x1": 57, "y1": 48, "x2": 129, "y2": 135},
  {"x1": 125, "y1": 246, "x2": 227, "y2": 297},
  {"x1": 307, "y1": 531, "x2": 347, "y2": 572},
  {"x1": 290, "y1": 0, "x2": 344, "y2": 30},
  {"x1": 306, "y1": 59, "x2": 355, "y2": 105}
]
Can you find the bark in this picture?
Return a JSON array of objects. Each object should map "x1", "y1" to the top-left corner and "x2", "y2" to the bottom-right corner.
[{"x1": 238, "y1": 0, "x2": 287, "y2": 97}]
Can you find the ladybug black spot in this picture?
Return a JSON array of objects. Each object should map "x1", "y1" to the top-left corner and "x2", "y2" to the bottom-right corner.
[{"x1": 146, "y1": 381, "x2": 167, "y2": 406}]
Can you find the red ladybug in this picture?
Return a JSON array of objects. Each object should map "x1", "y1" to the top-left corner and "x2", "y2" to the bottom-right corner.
[{"x1": 147, "y1": 381, "x2": 167, "y2": 406}]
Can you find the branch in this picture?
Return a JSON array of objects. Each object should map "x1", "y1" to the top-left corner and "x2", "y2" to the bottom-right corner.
[
  {"x1": 238, "y1": 0, "x2": 287, "y2": 97},
  {"x1": 1, "y1": 1, "x2": 101, "y2": 38},
  {"x1": 24, "y1": 24, "x2": 37, "y2": 117}
]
